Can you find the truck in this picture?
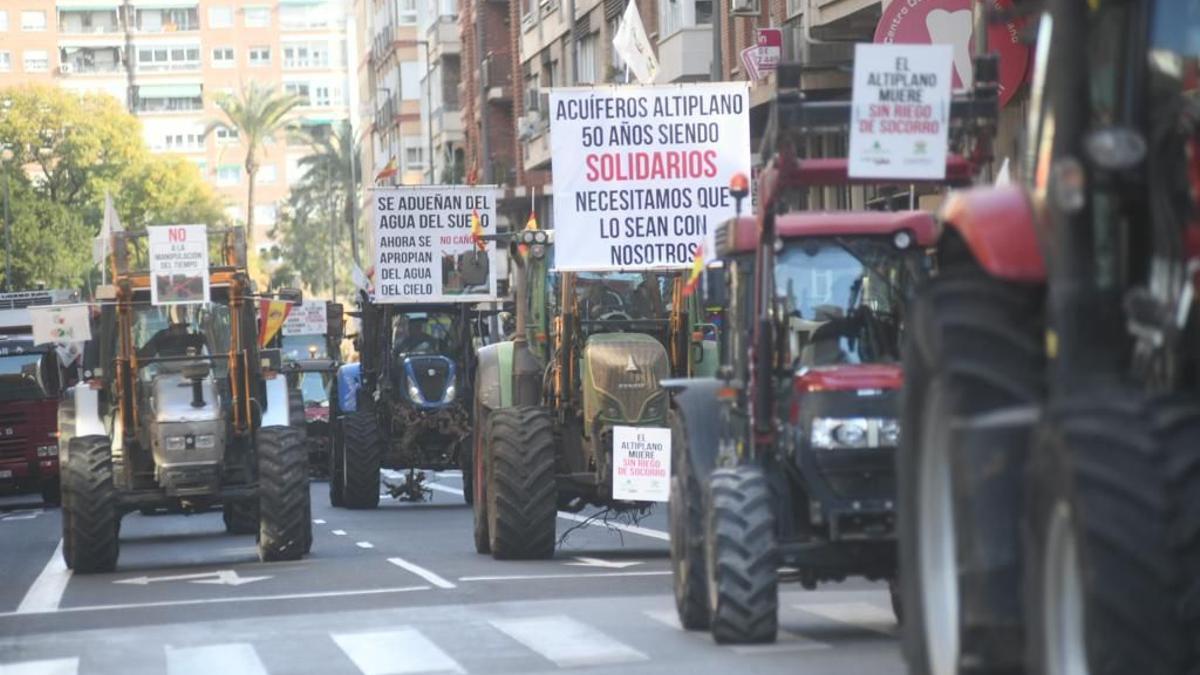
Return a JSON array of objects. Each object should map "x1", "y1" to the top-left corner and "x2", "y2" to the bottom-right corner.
[{"x1": 0, "y1": 290, "x2": 78, "y2": 505}]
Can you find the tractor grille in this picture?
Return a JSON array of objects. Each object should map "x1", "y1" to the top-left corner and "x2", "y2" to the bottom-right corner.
[{"x1": 408, "y1": 356, "x2": 451, "y2": 403}]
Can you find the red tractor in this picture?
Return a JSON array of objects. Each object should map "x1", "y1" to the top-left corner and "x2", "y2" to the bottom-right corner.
[
  {"x1": 899, "y1": 1, "x2": 1200, "y2": 673},
  {"x1": 666, "y1": 61, "x2": 998, "y2": 643}
]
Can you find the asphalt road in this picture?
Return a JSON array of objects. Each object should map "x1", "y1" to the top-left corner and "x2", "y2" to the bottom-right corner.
[{"x1": 0, "y1": 471, "x2": 904, "y2": 675}]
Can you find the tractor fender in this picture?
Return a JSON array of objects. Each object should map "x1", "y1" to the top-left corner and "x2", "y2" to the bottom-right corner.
[
  {"x1": 261, "y1": 376, "x2": 290, "y2": 428},
  {"x1": 58, "y1": 385, "x2": 106, "y2": 452},
  {"x1": 940, "y1": 185, "x2": 1046, "y2": 283},
  {"x1": 662, "y1": 378, "x2": 723, "y2": 483},
  {"x1": 337, "y1": 362, "x2": 362, "y2": 414},
  {"x1": 475, "y1": 341, "x2": 514, "y2": 412}
]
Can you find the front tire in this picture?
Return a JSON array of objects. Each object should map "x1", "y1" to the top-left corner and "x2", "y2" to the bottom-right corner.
[
  {"x1": 61, "y1": 435, "x2": 119, "y2": 573},
  {"x1": 705, "y1": 465, "x2": 777, "y2": 644},
  {"x1": 471, "y1": 397, "x2": 490, "y2": 554},
  {"x1": 487, "y1": 406, "x2": 557, "y2": 560},
  {"x1": 257, "y1": 426, "x2": 312, "y2": 562},
  {"x1": 329, "y1": 418, "x2": 346, "y2": 507},
  {"x1": 669, "y1": 409, "x2": 709, "y2": 630},
  {"x1": 341, "y1": 411, "x2": 382, "y2": 509}
]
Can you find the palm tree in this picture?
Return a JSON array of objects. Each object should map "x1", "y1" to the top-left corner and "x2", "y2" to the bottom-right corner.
[
  {"x1": 204, "y1": 83, "x2": 302, "y2": 253},
  {"x1": 296, "y1": 122, "x2": 362, "y2": 263}
]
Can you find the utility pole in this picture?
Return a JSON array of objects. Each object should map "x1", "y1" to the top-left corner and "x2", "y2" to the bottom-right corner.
[
  {"x1": 423, "y1": 39, "x2": 434, "y2": 185},
  {"x1": 123, "y1": 0, "x2": 137, "y2": 113}
]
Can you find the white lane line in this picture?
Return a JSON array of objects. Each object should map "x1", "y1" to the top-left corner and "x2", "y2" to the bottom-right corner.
[
  {"x1": 313, "y1": 519, "x2": 326, "y2": 524},
  {"x1": 0, "y1": 657, "x2": 78, "y2": 675},
  {"x1": 641, "y1": 610, "x2": 830, "y2": 654},
  {"x1": 797, "y1": 602, "x2": 897, "y2": 636},
  {"x1": 165, "y1": 643, "x2": 267, "y2": 675},
  {"x1": 331, "y1": 529, "x2": 347, "y2": 536},
  {"x1": 489, "y1": 615, "x2": 648, "y2": 668},
  {"x1": 356, "y1": 542, "x2": 374, "y2": 549},
  {"x1": 425, "y1": 483, "x2": 670, "y2": 542},
  {"x1": 16, "y1": 540, "x2": 70, "y2": 615},
  {"x1": 333, "y1": 628, "x2": 464, "y2": 675},
  {"x1": 0, "y1": 585, "x2": 430, "y2": 618},
  {"x1": 387, "y1": 557, "x2": 456, "y2": 589},
  {"x1": 459, "y1": 570, "x2": 670, "y2": 582}
]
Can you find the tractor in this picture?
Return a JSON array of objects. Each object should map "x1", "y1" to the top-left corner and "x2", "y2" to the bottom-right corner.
[
  {"x1": 276, "y1": 300, "x2": 344, "y2": 478},
  {"x1": 664, "y1": 58, "x2": 999, "y2": 643},
  {"x1": 331, "y1": 298, "x2": 480, "y2": 507},
  {"x1": 899, "y1": 2, "x2": 1200, "y2": 674},
  {"x1": 57, "y1": 227, "x2": 312, "y2": 572},
  {"x1": 470, "y1": 227, "x2": 716, "y2": 559}
]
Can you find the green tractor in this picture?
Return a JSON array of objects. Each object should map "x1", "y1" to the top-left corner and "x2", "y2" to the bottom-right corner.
[{"x1": 470, "y1": 228, "x2": 716, "y2": 558}]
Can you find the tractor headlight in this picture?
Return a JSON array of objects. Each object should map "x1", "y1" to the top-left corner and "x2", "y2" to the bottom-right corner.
[
  {"x1": 833, "y1": 420, "x2": 868, "y2": 447},
  {"x1": 165, "y1": 435, "x2": 186, "y2": 451},
  {"x1": 880, "y1": 419, "x2": 900, "y2": 446},
  {"x1": 36, "y1": 445, "x2": 58, "y2": 457},
  {"x1": 810, "y1": 418, "x2": 898, "y2": 449},
  {"x1": 194, "y1": 434, "x2": 216, "y2": 449},
  {"x1": 407, "y1": 382, "x2": 424, "y2": 404},
  {"x1": 444, "y1": 383, "x2": 456, "y2": 403}
]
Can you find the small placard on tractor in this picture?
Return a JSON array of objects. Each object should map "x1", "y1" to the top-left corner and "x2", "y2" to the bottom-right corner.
[{"x1": 612, "y1": 425, "x2": 671, "y2": 502}]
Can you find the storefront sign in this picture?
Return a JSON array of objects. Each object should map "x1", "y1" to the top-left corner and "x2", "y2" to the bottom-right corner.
[
  {"x1": 148, "y1": 224, "x2": 210, "y2": 306},
  {"x1": 549, "y1": 83, "x2": 752, "y2": 271}
]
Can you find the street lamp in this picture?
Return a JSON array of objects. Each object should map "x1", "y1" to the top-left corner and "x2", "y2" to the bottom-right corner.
[{"x1": 2, "y1": 146, "x2": 12, "y2": 292}]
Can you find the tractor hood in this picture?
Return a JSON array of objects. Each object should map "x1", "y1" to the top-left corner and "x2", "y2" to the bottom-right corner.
[
  {"x1": 582, "y1": 333, "x2": 670, "y2": 430},
  {"x1": 794, "y1": 364, "x2": 903, "y2": 393}
]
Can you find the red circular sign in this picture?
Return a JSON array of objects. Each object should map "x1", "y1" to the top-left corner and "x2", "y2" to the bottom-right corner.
[{"x1": 874, "y1": 0, "x2": 1030, "y2": 107}]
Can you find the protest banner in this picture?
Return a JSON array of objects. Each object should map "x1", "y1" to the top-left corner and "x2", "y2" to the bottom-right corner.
[
  {"x1": 283, "y1": 301, "x2": 328, "y2": 336},
  {"x1": 29, "y1": 305, "x2": 91, "y2": 345},
  {"x1": 612, "y1": 425, "x2": 671, "y2": 502},
  {"x1": 848, "y1": 43, "x2": 953, "y2": 180},
  {"x1": 148, "y1": 225, "x2": 210, "y2": 306},
  {"x1": 549, "y1": 82, "x2": 752, "y2": 271},
  {"x1": 371, "y1": 186, "x2": 499, "y2": 304}
]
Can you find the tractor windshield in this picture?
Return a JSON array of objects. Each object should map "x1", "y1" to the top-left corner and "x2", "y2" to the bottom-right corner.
[
  {"x1": 282, "y1": 334, "x2": 329, "y2": 361},
  {"x1": 774, "y1": 238, "x2": 923, "y2": 367},
  {"x1": 572, "y1": 271, "x2": 670, "y2": 324},
  {"x1": 132, "y1": 302, "x2": 231, "y2": 376},
  {"x1": 298, "y1": 370, "x2": 331, "y2": 408},
  {"x1": 0, "y1": 351, "x2": 50, "y2": 402},
  {"x1": 391, "y1": 310, "x2": 460, "y2": 357}
]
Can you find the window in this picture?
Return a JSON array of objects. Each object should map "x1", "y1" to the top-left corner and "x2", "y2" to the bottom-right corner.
[
  {"x1": 284, "y1": 82, "x2": 310, "y2": 104},
  {"x1": 215, "y1": 127, "x2": 239, "y2": 143},
  {"x1": 283, "y1": 42, "x2": 333, "y2": 69},
  {"x1": 0, "y1": 11, "x2": 8, "y2": 31},
  {"x1": 0, "y1": 52, "x2": 10, "y2": 72},
  {"x1": 212, "y1": 47, "x2": 234, "y2": 67},
  {"x1": 398, "y1": 0, "x2": 417, "y2": 25},
  {"x1": 400, "y1": 61, "x2": 421, "y2": 99},
  {"x1": 312, "y1": 83, "x2": 341, "y2": 107},
  {"x1": 257, "y1": 164, "x2": 277, "y2": 184},
  {"x1": 249, "y1": 46, "x2": 271, "y2": 66},
  {"x1": 208, "y1": 6, "x2": 232, "y2": 28},
  {"x1": 137, "y1": 95, "x2": 202, "y2": 112},
  {"x1": 23, "y1": 50, "x2": 49, "y2": 72},
  {"x1": 137, "y1": 46, "x2": 200, "y2": 72},
  {"x1": 163, "y1": 132, "x2": 202, "y2": 151},
  {"x1": 577, "y1": 33, "x2": 597, "y2": 84},
  {"x1": 280, "y1": 4, "x2": 332, "y2": 29},
  {"x1": 217, "y1": 165, "x2": 241, "y2": 186},
  {"x1": 244, "y1": 7, "x2": 270, "y2": 28},
  {"x1": 403, "y1": 137, "x2": 425, "y2": 169},
  {"x1": 659, "y1": 0, "x2": 712, "y2": 37},
  {"x1": 21, "y1": 11, "x2": 46, "y2": 31},
  {"x1": 137, "y1": 8, "x2": 198, "y2": 32}
]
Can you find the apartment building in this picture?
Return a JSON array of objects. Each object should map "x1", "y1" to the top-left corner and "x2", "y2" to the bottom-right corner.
[{"x1": 0, "y1": 0, "x2": 355, "y2": 250}]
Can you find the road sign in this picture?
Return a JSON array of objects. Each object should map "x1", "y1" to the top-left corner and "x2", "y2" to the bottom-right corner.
[
  {"x1": 756, "y1": 28, "x2": 782, "y2": 73},
  {"x1": 114, "y1": 570, "x2": 271, "y2": 586}
]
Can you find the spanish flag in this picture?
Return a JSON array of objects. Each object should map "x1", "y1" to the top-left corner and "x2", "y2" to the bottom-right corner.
[
  {"x1": 682, "y1": 245, "x2": 704, "y2": 298},
  {"x1": 470, "y1": 208, "x2": 486, "y2": 251},
  {"x1": 525, "y1": 210, "x2": 539, "y2": 230},
  {"x1": 375, "y1": 157, "x2": 398, "y2": 183},
  {"x1": 258, "y1": 299, "x2": 292, "y2": 348}
]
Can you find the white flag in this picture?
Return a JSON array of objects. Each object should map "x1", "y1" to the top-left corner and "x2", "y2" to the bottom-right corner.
[
  {"x1": 93, "y1": 192, "x2": 123, "y2": 267},
  {"x1": 351, "y1": 263, "x2": 370, "y2": 292},
  {"x1": 612, "y1": 1, "x2": 659, "y2": 85}
]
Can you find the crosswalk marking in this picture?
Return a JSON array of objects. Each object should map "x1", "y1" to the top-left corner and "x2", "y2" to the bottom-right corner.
[
  {"x1": 165, "y1": 643, "x2": 268, "y2": 675},
  {"x1": 488, "y1": 615, "x2": 648, "y2": 668},
  {"x1": 333, "y1": 628, "x2": 464, "y2": 675},
  {"x1": 0, "y1": 658, "x2": 78, "y2": 675},
  {"x1": 797, "y1": 602, "x2": 897, "y2": 636},
  {"x1": 642, "y1": 609, "x2": 831, "y2": 654}
]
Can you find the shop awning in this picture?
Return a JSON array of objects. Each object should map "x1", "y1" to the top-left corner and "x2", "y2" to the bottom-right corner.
[{"x1": 137, "y1": 83, "x2": 201, "y2": 98}]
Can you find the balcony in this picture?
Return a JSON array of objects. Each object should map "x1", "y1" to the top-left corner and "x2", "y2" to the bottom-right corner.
[
  {"x1": 135, "y1": 84, "x2": 204, "y2": 114},
  {"x1": 57, "y1": 9, "x2": 121, "y2": 35},
  {"x1": 805, "y1": 0, "x2": 881, "y2": 40},
  {"x1": 426, "y1": 19, "x2": 460, "y2": 61},
  {"x1": 431, "y1": 109, "x2": 463, "y2": 146},
  {"x1": 481, "y1": 54, "x2": 511, "y2": 102},
  {"x1": 58, "y1": 46, "x2": 124, "y2": 75},
  {"x1": 133, "y1": 7, "x2": 200, "y2": 33},
  {"x1": 656, "y1": 26, "x2": 712, "y2": 83},
  {"x1": 134, "y1": 45, "x2": 201, "y2": 73}
]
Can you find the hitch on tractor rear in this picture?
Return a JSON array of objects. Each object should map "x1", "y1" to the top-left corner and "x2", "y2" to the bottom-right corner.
[{"x1": 383, "y1": 468, "x2": 432, "y2": 502}]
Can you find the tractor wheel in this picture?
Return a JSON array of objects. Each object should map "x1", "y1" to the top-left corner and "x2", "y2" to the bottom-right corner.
[
  {"x1": 61, "y1": 435, "x2": 120, "y2": 573},
  {"x1": 471, "y1": 397, "x2": 491, "y2": 554},
  {"x1": 222, "y1": 499, "x2": 258, "y2": 534},
  {"x1": 899, "y1": 247, "x2": 1043, "y2": 675},
  {"x1": 329, "y1": 419, "x2": 346, "y2": 507},
  {"x1": 669, "y1": 410, "x2": 709, "y2": 630},
  {"x1": 288, "y1": 385, "x2": 304, "y2": 428},
  {"x1": 256, "y1": 425, "x2": 312, "y2": 562},
  {"x1": 41, "y1": 479, "x2": 61, "y2": 506},
  {"x1": 486, "y1": 406, "x2": 557, "y2": 560},
  {"x1": 705, "y1": 465, "x2": 777, "y2": 644},
  {"x1": 341, "y1": 411, "x2": 382, "y2": 509},
  {"x1": 1024, "y1": 395, "x2": 1200, "y2": 675},
  {"x1": 460, "y1": 438, "x2": 474, "y2": 506}
]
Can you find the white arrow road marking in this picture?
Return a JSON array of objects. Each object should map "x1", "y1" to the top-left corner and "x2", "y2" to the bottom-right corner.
[
  {"x1": 489, "y1": 615, "x2": 648, "y2": 667},
  {"x1": 565, "y1": 556, "x2": 642, "y2": 569},
  {"x1": 797, "y1": 602, "x2": 897, "y2": 636},
  {"x1": 387, "y1": 557, "x2": 456, "y2": 589},
  {"x1": 459, "y1": 570, "x2": 670, "y2": 582},
  {"x1": 334, "y1": 628, "x2": 464, "y2": 675},
  {"x1": 0, "y1": 657, "x2": 79, "y2": 675},
  {"x1": 331, "y1": 529, "x2": 347, "y2": 536},
  {"x1": 165, "y1": 643, "x2": 267, "y2": 675},
  {"x1": 114, "y1": 570, "x2": 271, "y2": 586},
  {"x1": 312, "y1": 519, "x2": 326, "y2": 524},
  {"x1": 356, "y1": 541, "x2": 374, "y2": 549},
  {"x1": 1, "y1": 509, "x2": 45, "y2": 522},
  {"x1": 16, "y1": 540, "x2": 70, "y2": 614}
]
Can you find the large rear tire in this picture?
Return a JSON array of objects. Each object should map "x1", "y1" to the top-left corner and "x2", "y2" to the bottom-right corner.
[
  {"x1": 341, "y1": 411, "x2": 381, "y2": 509},
  {"x1": 1025, "y1": 395, "x2": 1200, "y2": 675},
  {"x1": 471, "y1": 397, "x2": 490, "y2": 554},
  {"x1": 899, "y1": 253, "x2": 1043, "y2": 675},
  {"x1": 329, "y1": 418, "x2": 346, "y2": 507},
  {"x1": 705, "y1": 465, "x2": 777, "y2": 644},
  {"x1": 222, "y1": 499, "x2": 258, "y2": 534},
  {"x1": 257, "y1": 426, "x2": 312, "y2": 562},
  {"x1": 669, "y1": 409, "x2": 709, "y2": 630},
  {"x1": 486, "y1": 406, "x2": 557, "y2": 560},
  {"x1": 61, "y1": 435, "x2": 119, "y2": 573}
]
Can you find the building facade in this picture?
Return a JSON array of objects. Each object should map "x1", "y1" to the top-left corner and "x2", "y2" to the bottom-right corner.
[{"x1": 0, "y1": 0, "x2": 355, "y2": 251}]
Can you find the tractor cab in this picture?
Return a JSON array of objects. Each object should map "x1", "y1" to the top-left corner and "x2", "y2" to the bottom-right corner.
[{"x1": 388, "y1": 308, "x2": 464, "y2": 410}]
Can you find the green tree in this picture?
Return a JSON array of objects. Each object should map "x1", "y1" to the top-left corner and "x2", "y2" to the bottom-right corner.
[
  {"x1": 205, "y1": 83, "x2": 303, "y2": 254},
  {"x1": 295, "y1": 122, "x2": 362, "y2": 263}
]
